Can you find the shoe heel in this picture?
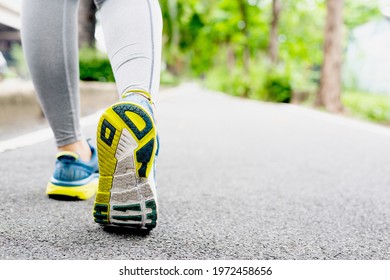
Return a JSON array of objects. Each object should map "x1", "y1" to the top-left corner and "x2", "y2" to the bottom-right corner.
[{"x1": 93, "y1": 102, "x2": 158, "y2": 229}]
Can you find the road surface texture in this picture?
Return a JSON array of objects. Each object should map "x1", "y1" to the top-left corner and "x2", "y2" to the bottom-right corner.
[{"x1": 1, "y1": 83, "x2": 390, "y2": 259}]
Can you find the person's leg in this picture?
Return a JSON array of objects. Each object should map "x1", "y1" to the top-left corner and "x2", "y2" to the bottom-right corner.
[
  {"x1": 95, "y1": 0, "x2": 162, "y2": 99},
  {"x1": 21, "y1": 0, "x2": 91, "y2": 162},
  {"x1": 92, "y1": 0, "x2": 162, "y2": 229},
  {"x1": 21, "y1": 0, "x2": 98, "y2": 200}
]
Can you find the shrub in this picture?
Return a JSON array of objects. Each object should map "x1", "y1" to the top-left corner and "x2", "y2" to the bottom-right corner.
[
  {"x1": 9, "y1": 43, "x2": 30, "y2": 79},
  {"x1": 79, "y1": 47, "x2": 114, "y2": 82},
  {"x1": 342, "y1": 91, "x2": 390, "y2": 123},
  {"x1": 264, "y1": 71, "x2": 293, "y2": 103},
  {"x1": 204, "y1": 58, "x2": 268, "y2": 99}
]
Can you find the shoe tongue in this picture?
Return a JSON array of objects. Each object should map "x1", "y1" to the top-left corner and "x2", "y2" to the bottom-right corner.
[{"x1": 56, "y1": 151, "x2": 79, "y2": 162}]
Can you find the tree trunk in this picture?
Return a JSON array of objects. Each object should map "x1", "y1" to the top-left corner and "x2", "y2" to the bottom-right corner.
[
  {"x1": 227, "y1": 44, "x2": 236, "y2": 73},
  {"x1": 78, "y1": 0, "x2": 97, "y2": 48},
  {"x1": 269, "y1": 0, "x2": 281, "y2": 65},
  {"x1": 316, "y1": 0, "x2": 344, "y2": 113},
  {"x1": 165, "y1": 0, "x2": 183, "y2": 75},
  {"x1": 238, "y1": 0, "x2": 250, "y2": 74}
]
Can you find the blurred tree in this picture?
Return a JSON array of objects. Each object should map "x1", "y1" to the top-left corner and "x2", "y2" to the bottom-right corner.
[
  {"x1": 269, "y1": 0, "x2": 281, "y2": 65},
  {"x1": 76, "y1": 0, "x2": 380, "y2": 103},
  {"x1": 78, "y1": 0, "x2": 97, "y2": 48},
  {"x1": 277, "y1": 0, "x2": 326, "y2": 92},
  {"x1": 316, "y1": 0, "x2": 344, "y2": 112},
  {"x1": 238, "y1": 0, "x2": 250, "y2": 73}
]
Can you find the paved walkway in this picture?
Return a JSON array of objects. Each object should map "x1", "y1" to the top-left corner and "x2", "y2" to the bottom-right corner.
[{"x1": 1, "y1": 83, "x2": 390, "y2": 259}]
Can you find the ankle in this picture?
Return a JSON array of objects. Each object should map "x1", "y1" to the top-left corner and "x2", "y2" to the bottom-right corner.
[
  {"x1": 121, "y1": 89, "x2": 152, "y2": 103},
  {"x1": 58, "y1": 140, "x2": 92, "y2": 162}
]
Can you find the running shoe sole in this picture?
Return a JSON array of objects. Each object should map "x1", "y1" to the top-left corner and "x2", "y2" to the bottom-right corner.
[
  {"x1": 93, "y1": 101, "x2": 158, "y2": 229},
  {"x1": 46, "y1": 177, "x2": 98, "y2": 200}
]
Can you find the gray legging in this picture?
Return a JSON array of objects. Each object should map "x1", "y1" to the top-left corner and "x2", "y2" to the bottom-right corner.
[{"x1": 21, "y1": 0, "x2": 162, "y2": 146}]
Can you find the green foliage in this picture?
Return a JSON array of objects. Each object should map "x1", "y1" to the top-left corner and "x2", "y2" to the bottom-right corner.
[
  {"x1": 278, "y1": 0, "x2": 325, "y2": 93},
  {"x1": 160, "y1": 0, "x2": 270, "y2": 77},
  {"x1": 342, "y1": 91, "x2": 390, "y2": 123},
  {"x1": 264, "y1": 70, "x2": 292, "y2": 103},
  {"x1": 207, "y1": 67, "x2": 252, "y2": 97},
  {"x1": 9, "y1": 44, "x2": 30, "y2": 79},
  {"x1": 159, "y1": 0, "x2": 382, "y2": 105},
  {"x1": 205, "y1": 50, "x2": 268, "y2": 99},
  {"x1": 344, "y1": 0, "x2": 381, "y2": 29},
  {"x1": 79, "y1": 47, "x2": 114, "y2": 82},
  {"x1": 159, "y1": 0, "x2": 323, "y2": 101}
]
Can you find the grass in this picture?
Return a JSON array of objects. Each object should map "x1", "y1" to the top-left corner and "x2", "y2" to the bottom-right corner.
[{"x1": 342, "y1": 90, "x2": 390, "y2": 124}]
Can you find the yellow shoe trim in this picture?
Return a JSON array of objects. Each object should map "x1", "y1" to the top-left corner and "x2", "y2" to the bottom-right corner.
[
  {"x1": 121, "y1": 89, "x2": 154, "y2": 104},
  {"x1": 56, "y1": 151, "x2": 79, "y2": 160},
  {"x1": 125, "y1": 111, "x2": 146, "y2": 131},
  {"x1": 46, "y1": 179, "x2": 98, "y2": 200}
]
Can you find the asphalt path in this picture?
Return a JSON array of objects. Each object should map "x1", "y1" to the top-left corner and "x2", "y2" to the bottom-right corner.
[{"x1": 1, "y1": 83, "x2": 390, "y2": 259}]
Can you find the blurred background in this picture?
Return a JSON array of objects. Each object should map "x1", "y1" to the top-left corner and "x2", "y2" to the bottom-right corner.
[{"x1": 1, "y1": 0, "x2": 390, "y2": 135}]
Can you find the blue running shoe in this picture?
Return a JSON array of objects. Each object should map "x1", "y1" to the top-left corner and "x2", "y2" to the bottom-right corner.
[
  {"x1": 46, "y1": 142, "x2": 99, "y2": 200},
  {"x1": 93, "y1": 90, "x2": 159, "y2": 230}
]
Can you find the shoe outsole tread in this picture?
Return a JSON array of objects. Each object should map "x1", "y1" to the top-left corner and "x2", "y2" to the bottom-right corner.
[{"x1": 93, "y1": 101, "x2": 158, "y2": 230}]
